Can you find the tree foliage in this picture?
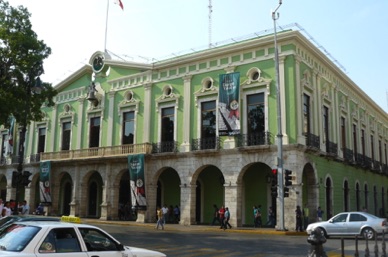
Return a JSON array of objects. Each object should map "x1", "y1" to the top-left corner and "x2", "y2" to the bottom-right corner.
[{"x1": 0, "y1": 0, "x2": 57, "y2": 128}]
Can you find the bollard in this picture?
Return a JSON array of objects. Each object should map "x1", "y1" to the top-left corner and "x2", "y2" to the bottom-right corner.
[{"x1": 307, "y1": 227, "x2": 328, "y2": 257}]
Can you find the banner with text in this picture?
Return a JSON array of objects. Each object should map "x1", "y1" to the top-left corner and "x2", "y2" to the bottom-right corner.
[
  {"x1": 39, "y1": 161, "x2": 52, "y2": 204},
  {"x1": 128, "y1": 154, "x2": 147, "y2": 210},
  {"x1": 218, "y1": 72, "x2": 241, "y2": 136}
]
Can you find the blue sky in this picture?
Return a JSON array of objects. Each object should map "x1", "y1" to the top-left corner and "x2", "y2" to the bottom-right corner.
[{"x1": 10, "y1": 0, "x2": 388, "y2": 112}]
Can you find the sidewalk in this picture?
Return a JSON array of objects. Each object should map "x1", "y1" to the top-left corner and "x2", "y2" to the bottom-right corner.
[{"x1": 81, "y1": 218, "x2": 307, "y2": 236}]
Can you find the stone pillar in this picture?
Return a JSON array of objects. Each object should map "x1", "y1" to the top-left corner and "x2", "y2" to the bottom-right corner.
[
  {"x1": 180, "y1": 183, "x2": 195, "y2": 225},
  {"x1": 224, "y1": 182, "x2": 238, "y2": 227},
  {"x1": 76, "y1": 98, "x2": 85, "y2": 149},
  {"x1": 100, "y1": 163, "x2": 112, "y2": 220},
  {"x1": 106, "y1": 91, "x2": 116, "y2": 146},
  {"x1": 181, "y1": 75, "x2": 192, "y2": 152},
  {"x1": 70, "y1": 166, "x2": 80, "y2": 217}
]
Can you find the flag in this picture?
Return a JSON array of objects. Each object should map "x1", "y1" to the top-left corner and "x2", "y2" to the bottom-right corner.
[{"x1": 115, "y1": 0, "x2": 124, "y2": 10}]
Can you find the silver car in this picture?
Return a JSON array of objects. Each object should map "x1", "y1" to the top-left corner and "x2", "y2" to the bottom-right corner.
[{"x1": 306, "y1": 212, "x2": 388, "y2": 240}]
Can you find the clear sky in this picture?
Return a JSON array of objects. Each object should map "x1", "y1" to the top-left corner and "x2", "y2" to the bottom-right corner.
[{"x1": 10, "y1": 0, "x2": 388, "y2": 112}]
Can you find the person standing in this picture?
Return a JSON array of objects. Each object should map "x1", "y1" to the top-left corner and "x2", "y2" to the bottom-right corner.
[
  {"x1": 223, "y1": 207, "x2": 232, "y2": 230},
  {"x1": 161, "y1": 205, "x2": 168, "y2": 225},
  {"x1": 256, "y1": 205, "x2": 262, "y2": 227},
  {"x1": 303, "y1": 204, "x2": 310, "y2": 230},
  {"x1": 218, "y1": 205, "x2": 225, "y2": 229},
  {"x1": 253, "y1": 206, "x2": 258, "y2": 227},
  {"x1": 3, "y1": 202, "x2": 11, "y2": 217},
  {"x1": 173, "y1": 205, "x2": 180, "y2": 223},
  {"x1": 295, "y1": 205, "x2": 303, "y2": 232},
  {"x1": 21, "y1": 200, "x2": 30, "y2": 215},
  {"x1": 155, "y1": 206, "x2": 164, "y2": 230},
  {"x1": 317, "y1": 206, "x2": 324, "y2": 221}
]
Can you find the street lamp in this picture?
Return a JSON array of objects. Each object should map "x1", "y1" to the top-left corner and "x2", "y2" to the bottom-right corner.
[
  {"x1": 11, "y1": 76, "x2": 42, "y2": 213},
  {"x1": 272, "y1": 0, "x2": 285, "y2": 231}
]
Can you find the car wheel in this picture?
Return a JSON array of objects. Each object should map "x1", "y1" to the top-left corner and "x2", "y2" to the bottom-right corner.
[
  {"x1": 318, "y1": 227, "x2": 329, "y2": 239},
  {"x1": 362, "y1": 227, "x2": 375, "y2": 240}
]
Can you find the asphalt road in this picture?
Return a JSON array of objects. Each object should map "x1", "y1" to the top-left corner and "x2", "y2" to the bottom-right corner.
[{"x1": 91, "y1": 223, "x2": 387, "y2": 257}]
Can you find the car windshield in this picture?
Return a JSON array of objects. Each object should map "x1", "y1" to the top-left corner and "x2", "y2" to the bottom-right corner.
[
  {"x1": 0, "y1": 216, "x2": 18, "y2": 227},
  {"x1": 0, "y1": 224, "x2": 40, "y2": 252}
]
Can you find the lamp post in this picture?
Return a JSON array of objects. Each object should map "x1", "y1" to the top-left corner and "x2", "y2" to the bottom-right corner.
[
  {"x1": 12, "y1": 77, "x2": 42, "y2": 213},
  {"x1": 272, "y1": 0, "x2": 285, "y2": 231}
]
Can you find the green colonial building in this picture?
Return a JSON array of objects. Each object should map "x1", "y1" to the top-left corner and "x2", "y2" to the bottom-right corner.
[{"x1": 1, "y1": 29, "x2": 387, "y2": 230}]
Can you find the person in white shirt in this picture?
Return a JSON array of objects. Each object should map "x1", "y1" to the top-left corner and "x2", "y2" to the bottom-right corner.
[
  {"x1": 21, "y1": 200, "x2": 30, "y2": 215},
  {"x1": 3, "y1": 202, "x2": 11, "y2": 217}
]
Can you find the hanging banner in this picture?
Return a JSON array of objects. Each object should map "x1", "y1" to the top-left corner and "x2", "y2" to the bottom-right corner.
[
  {"x1": 218, "y1": 72, "x2": 240, "y2": 136},
  {"x1": 128, "y1": 154, "x2": 147, "y2": 210},
  {"x1": 39, "y1": 161, "x2": 52, "y2": 204}
]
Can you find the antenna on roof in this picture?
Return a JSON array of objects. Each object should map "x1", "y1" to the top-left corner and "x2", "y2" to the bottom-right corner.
[{"x1": 208, "y1": 0, "x2": 213, "y2": 48}]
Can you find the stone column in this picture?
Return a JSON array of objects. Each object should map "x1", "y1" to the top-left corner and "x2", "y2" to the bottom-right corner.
[
  {"x1": 181, "y1": 75, "x2": 192, "y2": 152},
  {"x1": 224, "y1": 182, "x2": 238, "y2": 227},
  {"x1": 106, "y1": 91, "x2": 116, "y2": 146},
  {"x1": 70, "y1": 166, "x2": 80, "y2": 217},
  {"x1": 76, "y1": 98, "x2": 85, "y2": 149},
  {"x1": 100, "y1": 163, "x2": 112, "y2": 220},
  {"x1": 180, "y1": 183, "x2": 195, "y2": 225},
  {"x1": 143, "y1": 84, "x2": 152, "y2": 143}
]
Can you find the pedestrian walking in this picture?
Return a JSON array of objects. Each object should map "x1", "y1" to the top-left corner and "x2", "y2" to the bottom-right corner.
[
  {"x1": 223, "y1": 207, "x2": 232, "y2": 230},
  {"x1": 155, "y1": 206, "x2": 164, "y2": 230},
  {"x1": 317, "y1": 206, "x2": 324, "y2": 221},
  {"x1": 295, "y1": 205, "x2": 303, "y2": 232},
  {"x1": 218, "y1": 205, "x2": 225, "y2": 229},
  {"x1": 303, "y1": 204, "x2": 309, "y2": 230},
  {"x1": 211, "y1": 204, "x2": 220, "y2": 225}
]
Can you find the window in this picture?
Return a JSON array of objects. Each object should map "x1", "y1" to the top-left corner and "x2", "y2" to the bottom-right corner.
[
  {"x1": 323, "y1": 106, "x2": 329, "y2": 145},
  {"x1": 378, "y1": 140, "x2": 382, "y2": 162},
  {"x1": 370, "y1": 135, "x2": 375, "y2": 161},
  {"x1": 303, "y1": 94, "x2": 311, "y2": 135},
  {"x1": 247, "y1": 93, "x2": 265, "y2": 135},
  {"x1": 62, "y1": 122, "x2": 71, "y2": 151},
  {"x1": 37, "y1": 127, "x2": 46, "y2": 153},
  {"x1": 79, "y1": 228, "x2": 120, "y2": 251},
  {"x1": 122, "y1": 111, "x2": 134, "y2": 145},
  {"x1": 161, "y1": 107, "x2": 174, "y2": 142},
  {"x1": 353, "y1": 124, "x2": 358, "y2": 155},
  {"x1": 361, "y1": 129, "x2": 365, "y2": 157},
  {"x1": 332, "y1": 213, "x2": 348, "y2": 223},
  {"x1": 349, "y1": 213, "x2": 367, "y2": 222},
  {"x1": 89, "y1": 117, "x2": 100, "y2": 148},
  {"x1": 201, "y1": 101, "x2": 216, "y2": 139},
  {"x1": 39, "y1": 228, "x2": 81, "y2": 253},
  {"x1": 340, "y1": 117, "x2": 346, "y2": 149}
]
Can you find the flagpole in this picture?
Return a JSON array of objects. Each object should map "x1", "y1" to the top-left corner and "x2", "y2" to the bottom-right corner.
[{"x1": 104, "y1": 0, "x2": 110, "y2": 52}]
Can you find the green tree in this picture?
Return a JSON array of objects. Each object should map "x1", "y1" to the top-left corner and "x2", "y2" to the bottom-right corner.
[{"x1": 0, "y1": 0, "x2": 57, "y2": 128}]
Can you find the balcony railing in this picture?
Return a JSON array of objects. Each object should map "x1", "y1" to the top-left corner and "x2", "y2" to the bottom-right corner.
[
  {"x1": 235, "y1": 132, "x2": 272, "y2": 147},
  {"x1": 326, "y1": 140, "x2": 338, "y2": 156},
  {"x1": 192, "y1": 137, "x2": 221, "y2": 151},
  {"x1": 30, "y1": 153, "x2": 41, "y2": 163},
  {"x1": 152, "y1": 141, "x2": 178, "y2": 154},
  {"x1": 343, "y1": 148, "x2": 354, "y2": 163},
  {"x1": 41, "y1": 143, "x2": 152, "y2": 161},
  {"x1": 372, "y1": 160, "x2": 381, "y2": 172},
  {"x1": 305, "y1": 133, "x2": 320, "y2": 149}
]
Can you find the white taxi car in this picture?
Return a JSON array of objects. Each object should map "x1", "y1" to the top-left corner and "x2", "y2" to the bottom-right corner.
[{"x1": 0, "y1": 220, "x2": 166, "y2": 257}]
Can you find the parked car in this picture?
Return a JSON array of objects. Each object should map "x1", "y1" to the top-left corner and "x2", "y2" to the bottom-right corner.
[
  {"x1": 0, "y1": 221, "x2": 166, "y2": 256},
  {"x1": 306, "y1": 211, "x2": 388, "y2": 240},
  {"x1": 0, "y1": 215, "x2": 60, "y2": 230}
]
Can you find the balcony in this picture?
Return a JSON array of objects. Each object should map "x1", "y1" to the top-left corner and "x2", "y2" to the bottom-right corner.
[
  {"x1": 326, "y1": 140, "x2": 338, "y2": 156},
  {"x1": 235, "y1": 132, "x2": 272, "y2": 147},
  {"x1": 305, "y1": 133, "x2": 320, "y2": 149},
  {"x1": 41, "y1": 143, "x2": 152, "y2": 161},
  {"x1": 372, "y1": 160, "x2": 381, "y2": 172},
  {"x1": 343, "y1": 148, "x2": 354, "y2": 163},
  {"x1": 152, "y1": 141, "x2": 178, "y2": 153},
  {"x1": 192, "y1": 137, "x2": 221, "y2": 151},
  {"x1": 30, "y1": 153, "x2": 41, "y2": 163}
]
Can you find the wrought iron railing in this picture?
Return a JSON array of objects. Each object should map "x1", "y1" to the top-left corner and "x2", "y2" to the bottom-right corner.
[
  {"x1": 326, "y1": 140, "x2": 338, "y2": 156},
  {"x1": 382, "y1": 164, "x2": 388, "y2": 175},
  {"x1": 343, "y1": 148, "x2": 354, "y2": 163},
  {"x1": 372, "y1": 160, "x2": 381, "y2": 172},
  {"x1": 41, "y1": 143, "x2": 152, "y2": 161},
  {"x1": 29, "y1": 153, "x2": 41, "y2": 163},
  {"x1": 235, "y1": 132, "x2": 272, "y2": 147},
  {"x1": 305, "y1": 133, "x2": 320, "y2": 149},
  {"x1": 152, "y1": 141, "x2": 178, "y2": 153},
  {"x1": 192, "y1": 137, "x2": 221, "y2": 151},
  {"x1": 363, "y1": 156, "x2": 372, "y2": 170}
]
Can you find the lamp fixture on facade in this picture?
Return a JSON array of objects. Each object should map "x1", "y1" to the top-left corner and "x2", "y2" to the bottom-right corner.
[{"x1": 87, "y1": 82, "x2": 99, "y2": 106}]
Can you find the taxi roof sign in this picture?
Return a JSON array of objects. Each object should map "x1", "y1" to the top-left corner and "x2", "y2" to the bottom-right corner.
[{"x1": 61, "y1": 215, "x2": 81, "y2": 223}]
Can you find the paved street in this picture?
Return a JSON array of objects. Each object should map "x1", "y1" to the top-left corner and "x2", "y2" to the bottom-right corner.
[{"x1": 82, "y1": 219, "x2": 387, "y2": 256}]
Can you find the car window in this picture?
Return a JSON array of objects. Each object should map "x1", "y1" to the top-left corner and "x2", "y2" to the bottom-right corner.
[
  {"x1": 79, "y1": 227, "x2": 119, "y2": 251},
  {"x1": 39, "y1": 228, "x2": 81, "y2": 253},
  {"x1": 332, "y1": 213, "x2": 348, "y2": 223},
  {"x1": 349, "y1": 213, "x2": 367, "y2": 222},
  {"x1": 0, "y1": 224, "x2": 40, "y2": 252}
]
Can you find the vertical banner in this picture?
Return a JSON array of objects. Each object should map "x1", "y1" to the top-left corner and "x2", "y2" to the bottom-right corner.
[
  {"x1": 218, "y1": 72, "x2": 241, "y2": 136},
  {"x1": 128, "y1": 154, "x2": 147, "y2": 210},
  {"x1": 39, "y1": 161, "x2": 52, "y2": 204}
]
